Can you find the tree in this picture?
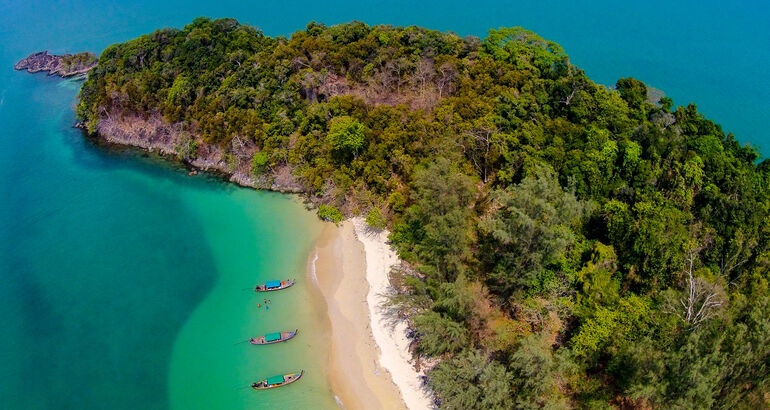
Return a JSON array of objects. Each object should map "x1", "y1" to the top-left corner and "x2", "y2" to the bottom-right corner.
[
  {"x1": 407, "y1": 158, "x2": 475, "y2": 281},
  {"x1": 571, "y1": 294, "x2": 651, "y2": 358},
  {"x1": 479, "y1": 165, "x2": 590, "y2": 295},
  {"x1": 616, "y1": 295, "x2": 770, "y2": 408},
  {"x1": 616, "y1": 77, "x2": 648, "y2": 113},
  {"x1": 414, "y1": 311, "x2": 468, "y2": 356},
  {"x1": 673, "y1": 242, "x2": 725, "y2": 328},
  {"x1": 482, "y1": 27, "x2": 568, "y2": 74},
  {"x1": 509, "y1": 335, "x2": 571, "y2": 408},
  {"x1": 429, "y1": 349, "x2": 513, "y2": 410},
  {"x1": 326, "y1": 116, "x2": 367, "y2": 158},
  {"x1": 174, "y1": 133, "x2": 198, "y2": 161}
]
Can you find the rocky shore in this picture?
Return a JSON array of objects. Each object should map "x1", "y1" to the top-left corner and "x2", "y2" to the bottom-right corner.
[
  {"x1": 80, "y1": 114, "x2": 305, "y2": 194},
  {"x1": 15, "y1": 51, "x2": 97, "y2": 77}
]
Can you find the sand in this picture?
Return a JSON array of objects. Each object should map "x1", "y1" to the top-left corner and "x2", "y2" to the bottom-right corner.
[
  {"x1": 311, "y1": 218, "x2": 434, "y2": 410},
  {"x1": 311, "y1": 221, "x2": 408, "y2": 410},
  {"x1": 351, "y1": 218, "x2": 435, "y2": 410}
]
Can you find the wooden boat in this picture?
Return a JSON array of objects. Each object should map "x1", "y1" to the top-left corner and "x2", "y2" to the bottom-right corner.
[
  {"x1": 250, "y1": 329, "x2": 298, "y2": 345},
  {"x1": 251, "y1": 370, "x2": 304, "y2": 390},
  {"x1": 254, "y1": 279, "x2": 295, "y2": 292}
]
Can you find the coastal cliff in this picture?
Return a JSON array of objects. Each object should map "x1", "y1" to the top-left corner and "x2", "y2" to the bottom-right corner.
[
  {"x1": 15, "y1": 51, "x2": 97, "y2": 77},
  {"x1": 88, "y1": 114, "x2": 304, "y2": 193}
]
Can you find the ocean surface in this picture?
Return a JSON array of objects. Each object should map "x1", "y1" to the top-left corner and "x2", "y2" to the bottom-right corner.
[{"x1": 0, "y1": 1, "x2": 767, "y2": 409}]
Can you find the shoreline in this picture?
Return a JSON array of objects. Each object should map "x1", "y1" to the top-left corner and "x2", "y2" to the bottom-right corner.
[
  {"x1": 75, "y1": 116, "x2": 429, "y2": 408},
  {"x1": 311, "y1": 221, "x2": 407, "y2": 409},
  {"x1": 79, "y1": 114, "x2": 306, "y2": 194},
  {"x1": 351, "y1": 218, "x2": 435, "y2": 410},
  {"x1": 311, "y1": 219, "x2": 434, "y2": 410}
]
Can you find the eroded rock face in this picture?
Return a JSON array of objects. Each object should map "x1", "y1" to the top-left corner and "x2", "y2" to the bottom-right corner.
[
  {"x1": 14, "y1": 51, "x2": 97, "y2": 77},
  {"x1": 92, "y1": 114, "x2": 305, "y2": 193}
]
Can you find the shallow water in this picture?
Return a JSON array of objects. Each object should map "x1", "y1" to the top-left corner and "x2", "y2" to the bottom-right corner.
[
  {"x1": 0, "y1": 1, "x2": 767, "y2": 409},
  {"x1": 0, "y1": 68, "x2": 333, "y2": 409}
]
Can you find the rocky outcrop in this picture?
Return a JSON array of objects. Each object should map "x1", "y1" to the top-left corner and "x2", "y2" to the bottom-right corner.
[
  {"x1": 91, "y1": 114, "x2": 305, "y2": 193},
  {"x1": 15, "y1": 51, "x2": 97, "y2": 77}
]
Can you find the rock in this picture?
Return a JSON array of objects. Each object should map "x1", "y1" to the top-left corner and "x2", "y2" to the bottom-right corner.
[{"x1": 14, "y1": 51, "x2": 97, "y2": 78}]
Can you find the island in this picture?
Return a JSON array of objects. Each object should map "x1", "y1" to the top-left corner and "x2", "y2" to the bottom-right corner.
[
  {"x1": 14, "y1": 51, "x2": 97, "y2": 77},
  {"x1": 53, "y1": 17, "x2": 770, "y2": 409}
]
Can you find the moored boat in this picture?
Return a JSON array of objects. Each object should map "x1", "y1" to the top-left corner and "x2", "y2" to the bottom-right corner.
[
  {"x1": 249, "y1": 329, "x2": 298, "y2": 345},
  {"x1": 255, "y1": 279, "x2": 295, "y2": 292},
  {"x1": 251, "y1": 370, "x2": 304, "y2": 390}
]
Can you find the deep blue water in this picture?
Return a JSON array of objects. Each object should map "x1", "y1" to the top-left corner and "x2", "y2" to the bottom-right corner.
[{"x1": 0, "y1": 1, "x2": 768, "y2": 409}]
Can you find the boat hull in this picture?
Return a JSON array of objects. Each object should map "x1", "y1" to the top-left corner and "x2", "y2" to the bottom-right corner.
[
  {"x1": 251, "y1": 370, "x2": 303, "y2": 390},
  {"x1": 249, "y1": 330, "x2": 298, "y2": 345},
  {"x1": 254, "y1": 280, "x2": 295, "y2": 292}
]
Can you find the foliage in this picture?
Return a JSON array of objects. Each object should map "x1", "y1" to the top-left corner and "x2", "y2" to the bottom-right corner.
[
  {"x1": 251, "y1": 151, "x2": 269, "y2": 176},
  {"x1": 400, "y1": 158, "x2": 475, "y2": 281},
  {"x1": 414, "y1": 311, "x2": 468, "y2": 356},
  {"x1": 508, "y1": 335, "x2": 573, "y2": 408},
  {"x1": 174, "y1": 133, "x2": 198, "y2": 161},
  {"x1": 429, "y1": 349, "x2": 513, "y2": 409},
  {"x1": 326, "y1": 116, "x2": 366, "y2": 159},
  {"x1": 365, "y1": 207, "x2": 386, "y2": 231},
  {"x1": 318, "y1": 204, "x2": 343, "y2": 224},
  {"x1": 60, "y1": 52, "x2": 97, "y2": 72},
  {"x1": 479, "y1": 166, "x2": 591, "y2": 296}
]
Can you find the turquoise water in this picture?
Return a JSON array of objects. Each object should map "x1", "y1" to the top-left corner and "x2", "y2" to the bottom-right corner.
[
  {"x1": 0, "y1": 69, "x2": 332, "y2": 409},
  {"x1": 1, "y1": 1, "x2": 768, "y2": 409}
]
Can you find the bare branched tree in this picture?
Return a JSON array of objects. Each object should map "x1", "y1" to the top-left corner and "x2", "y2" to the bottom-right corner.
[
  {"x1": 559, "y1": 66, "x2": 583, "y2": 106},
  {"x1": 464, "y1": 125, "x2": 496, "y2": 183},
  {"x1": 436, "y1": 62, "x2": 457, "y2": 99},
  {"x1": 677, "y1": 241, "x2": 725, "y2": 328},
  {"x1": 414, "y1": 58, "x2": 435, "y2": 95}
]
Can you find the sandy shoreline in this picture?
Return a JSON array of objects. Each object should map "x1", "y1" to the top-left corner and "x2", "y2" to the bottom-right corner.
[
  {"x1": 310, "y1": 218, "x2": 434, "y2": 410},
  {"x1": 312, "y1": 221, "x2": 407, "y2": 409}
]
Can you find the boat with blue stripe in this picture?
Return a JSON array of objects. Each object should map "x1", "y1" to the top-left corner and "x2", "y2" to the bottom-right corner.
[
  {"x1": 251, "y1": 370, "x2": 303, "y2": 390},
  {"x1": 254, "y1": 279, "x2": 295, "y2": 292},
  {"x1": 249, "y1": 329, "x2": 298, "y2": 345}
]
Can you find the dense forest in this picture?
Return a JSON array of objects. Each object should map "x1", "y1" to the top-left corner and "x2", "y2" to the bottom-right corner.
[{"x1": 77, "y1": 18, "x2": 770, "y2": 408}]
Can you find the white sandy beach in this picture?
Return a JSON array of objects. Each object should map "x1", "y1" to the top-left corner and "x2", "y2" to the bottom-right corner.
[
  {"x1": 351, "y1": 217, "x2": 434, "y2": 410},
  {"x1": 311, "y1": 218, "x2": 434, "y2": 410}
]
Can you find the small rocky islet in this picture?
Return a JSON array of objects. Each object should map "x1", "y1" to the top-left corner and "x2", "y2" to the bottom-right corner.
[{"x1": 14, "y1": 50, "x2": 97, "y2": 77}]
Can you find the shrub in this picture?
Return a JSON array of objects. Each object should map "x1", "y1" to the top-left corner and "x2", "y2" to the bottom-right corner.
[
  {"x1": 366, "y1": 207, "x2": 387, "y2": 231},
  {"x1": 318, "y1": 204, "x2": 343, "y2": 224},
  {"x1": 251, "y1": 151, "x2": 269, "y2": 176},
  {"x1": 174, "y1": 134, "x2": 198, "y2": 161}
]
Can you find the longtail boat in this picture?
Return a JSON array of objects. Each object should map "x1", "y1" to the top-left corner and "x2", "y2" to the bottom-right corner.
[
  {"x1": 251, "y1": 370, "x2": 304, "y2": 390},
  {"x1": 250, "y1": 329, "x2": 298, "y2": 345},
  {"x1": 254, "y1": 279, "x2": 295, "y2": 292}
]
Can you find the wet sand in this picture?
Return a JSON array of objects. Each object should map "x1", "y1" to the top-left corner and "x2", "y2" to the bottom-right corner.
[{"x1": 311, "y1": 221, "x2": 408, "y2": 410}]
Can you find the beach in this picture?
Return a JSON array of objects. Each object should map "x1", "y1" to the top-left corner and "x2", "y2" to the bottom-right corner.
[{"x1": 311, "y1": 218, "x2": 434, "y2": 410}]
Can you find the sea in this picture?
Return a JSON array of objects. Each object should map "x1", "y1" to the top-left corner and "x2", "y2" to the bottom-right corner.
[{"x1": 0, "y1": 1, "x2": 768, "y2": 409}]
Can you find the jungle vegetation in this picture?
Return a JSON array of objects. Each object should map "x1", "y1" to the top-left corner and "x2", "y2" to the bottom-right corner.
[{"x1": 77, "y1": 18, "x2": 770, "y2": 408}]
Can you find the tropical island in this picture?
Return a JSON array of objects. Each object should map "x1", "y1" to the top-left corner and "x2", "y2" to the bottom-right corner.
[{"x1": 72, "y1": 18, "x2": 769, "y2": 408}]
